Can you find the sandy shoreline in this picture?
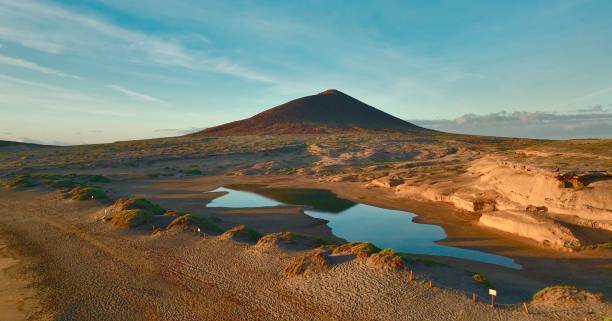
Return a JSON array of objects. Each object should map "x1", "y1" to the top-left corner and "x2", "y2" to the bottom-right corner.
[
  {"x1": 114, "y1": 175, "x2": 612, "y2": 299},
  {"x1": 0, "y1": 179, "x2": 610, "y2": 320}
]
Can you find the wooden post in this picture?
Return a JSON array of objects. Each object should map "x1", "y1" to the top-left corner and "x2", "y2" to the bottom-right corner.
[
  {"x1": 491, "y1": 295, "x2": 495, "y2": 308},
  {"x1": 409, "y1": 270, "x2": 413, "y2": 282},
  {"x1": 472, "y1": 293, "x2": 477, "y2": 302},
  {"x1": 428, "y1": 280, "x2": 433, "y2": 288},
  {"x1": 522, "y1": 303, "x2": 529, "y2": 314}
]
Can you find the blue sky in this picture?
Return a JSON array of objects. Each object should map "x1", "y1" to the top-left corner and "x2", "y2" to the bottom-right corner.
[{"x1": 1, "y1": 0, "x2": 611, "y2": 144}]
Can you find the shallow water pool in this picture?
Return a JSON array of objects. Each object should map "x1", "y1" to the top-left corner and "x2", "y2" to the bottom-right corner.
[{"x1": 207, "y1": 186, "x2": 521, "y2": 269}]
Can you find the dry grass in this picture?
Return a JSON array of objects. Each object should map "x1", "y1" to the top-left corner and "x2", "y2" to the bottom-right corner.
[
  {"x1": 284, "y1": 250, "x2": 329, "y2": 277},
  {"x1": 111, "y1": 209, "x2": 152, "y2": 228},
  {"x1": 109, "y1": 198, "x2": 165, "y2": 215},
  {"x1": 532, "y1": 285, "x2": 603, "y2": 304},
  {"x1": 220, "y1": 225, "x2": 262, "y2": 243},
  {"x1": 331, "y1": 242, "x2": 381, "y2": 257},
  {"x1": 366, "y1": 248, "x2": 406, "y2": 271},
  {"x1": 166, "y1": 214, "x2": 223, "y2": 234},
  {"x1": 69, "y1": 186, "x2": 108, "y2": 201},
  {"x1": 108, "y1": 198, "x2": 165, "y2": 228}
]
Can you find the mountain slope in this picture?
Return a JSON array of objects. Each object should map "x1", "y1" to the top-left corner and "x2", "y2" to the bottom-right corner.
[{"x1": 196, "y1": 89, "x2": 428, "y2": 135}]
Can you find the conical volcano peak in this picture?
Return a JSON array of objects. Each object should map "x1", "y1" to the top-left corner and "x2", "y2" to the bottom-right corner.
[
  {"x1": 195, "y1": 90, "x2": 428, "y2": 135},
  {"x1": 319, "y1": 89, "x2": 344, "y2": 95}
]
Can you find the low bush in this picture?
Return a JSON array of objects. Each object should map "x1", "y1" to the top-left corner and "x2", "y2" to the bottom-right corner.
[
  {"x1": 111, "y1": 209, "x2": 153, "y2": 228},
  {"x1": 166, "y1": 214, "x2": 224, "y2": 233},
  {"x1": 471, "y1": 272, "x2": 493, "y2": 288},
  {"x1": 221, "y1": 225, "x2": 262, "y2": 242},
  {"x1": 70, "y1": 187, "x2": 108, "y2": 200},
  {"x1": 184, "y1": 168, "x2": 203, "y2": 175},
  {"x1": 284, "y1": 251, "x2": 329, "y2": 277},
  {"x1": 367, "y1": 248, "x2": 406, "y2": 271},
  {"x1": 6, "y1": 175, "x2": 36, "y2": 188},
  {"x1": 332, "y1": 242, "x2": 381, "y2": 257},
  {"x1": 532, "y1": 285, "x2": 602, "y2": 303},
  {"x1": 111, "y1": 198, "x2": 165, "y2": 215}
]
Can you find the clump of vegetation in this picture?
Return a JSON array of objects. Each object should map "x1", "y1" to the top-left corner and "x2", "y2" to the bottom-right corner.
[
  {"x1": 184, "y1": 167, "x2": 203, "y2": 175},
  {"x1": 5, "y1": 175, "x2": 37, "y2": 188},
  {"x1": 111, "y1": 209, "x2": 153, "y2": 228},
  {"x1": 257, "y1": 232, "x2": 295, "y2": 247},
  {"x1": 471, "y1": 272, "x2": 493, "y2": 288},
  {"x1": 532, "y1": 285, "x2": 602, "y2": 303},
  {"x1": 107, "y1": 198, "x2": 166, "y2": 229},
  {"x1": 5, "y1": 172, "x2": 112, "y2": 193},
  {"x1": 220, "y1": 224, "x2": 262, "y2": 243},
  {"x1": 164, "y1": 210, "x2": 186, "y2": 217},
  {"x1": 332, "y1": 242, "x2": 381, "y2": 257},
  {"x1": 166, "y1": 214, "x2": 224, "y2": 233},
  {"x1": 284, "y1": 250, "x2": 329, "y2": 277},
  {"x1": 69, "y1": 186, "x2": 108, "y2": 200},
  {"x1": 256, "y1": 232, "x2": 331, "y2": 250},
  {"x1": 50, "y1": 179, "x2": 80, "y2": 189},
  {"x1": 598, "y1": 242, "x2": 612, "y2": 249},
  {"x1": 366, "y1": 248, "x2": 406, "y2": 271},
  {"x1": 110, "y1": 198, "x2": 166, "y2": 215}
]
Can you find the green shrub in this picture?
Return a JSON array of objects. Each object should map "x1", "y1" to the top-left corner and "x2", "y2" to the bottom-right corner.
[
  {"x1": 243, "y1": 226, "x2": 262, "y2": 240},
  {"x1": 88, "y1": 175, "x2": 111, "y2": 183},
  {"x1": 532, "y1": 285, "x2": 576, "y2": 301},
  {"x1": 129, "y1": 198, "x2": 166, "y2": 215},
  {"x1": 6, "y1": 175, "x2": 36, "y2": 188},
  {"x1": 471, "y1": 272, "x2": 493, "y2": 288},
  {"x1": 111, "y1": 209, "x2": 152, "y2": 228},
  {"x1": 167, "y1": 214, "x2": 224, "y2": 233},
  {"x1": 50, "y1": 179, "x2": 80, "y2": 189},
  {"x1": 71, "y1": 187, "x2": 108, "y2": 200},
  {"x1": 598, "y1": 242, "x2": 612, "y2": 249},
  {"x1": 332, "y1": 242, "x2": 381, "y2": 257},
  {"x1": 184, "y1": 168, "x2": 203, "y2": 175},
  {"x1": 222, "y1": 225, "x2": 262, "y2": 241},
  {"x1": 32, "y1": 173, "x2": 61, "y2": 180}
]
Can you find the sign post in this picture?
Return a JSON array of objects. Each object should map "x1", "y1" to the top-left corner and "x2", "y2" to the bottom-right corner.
[{"x1": 489, "y1": 289, "x2": 497, "y2": 308}]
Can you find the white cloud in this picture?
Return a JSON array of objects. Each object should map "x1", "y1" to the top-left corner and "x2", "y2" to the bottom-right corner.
[
  {"x1": 107, "y1": 84, "x2": 166, "y2": 104},
  {"x1": 0, "y1": 53, "x2": 80, "y2": 78},
  {"x1": 0, "y1": 1, "x2": 274, "y2": 82},
  {"x1": 412, "y1": 110, "x2": 612, "y2": 139}
]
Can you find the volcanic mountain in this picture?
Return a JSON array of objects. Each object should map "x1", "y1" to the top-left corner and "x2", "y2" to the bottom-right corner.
[{"x1": 196, "y1": 89, "x2": 428, "y2": 135}]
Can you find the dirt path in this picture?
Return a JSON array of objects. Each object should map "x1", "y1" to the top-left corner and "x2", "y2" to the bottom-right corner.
[
  {"x1": 0, "y1": 237, "x2": 48, "y2": 321},
  {"x1": 0, "y1": 189, "x2": 610, "y2": 320}
]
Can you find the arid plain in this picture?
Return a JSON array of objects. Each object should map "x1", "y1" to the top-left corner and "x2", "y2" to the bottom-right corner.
[{"x1": 1, "y1": 90, "x2": 611, "y2": 320}]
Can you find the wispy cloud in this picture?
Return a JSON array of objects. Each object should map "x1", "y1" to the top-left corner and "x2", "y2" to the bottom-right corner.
[
  {"x1": 153, "y1": 127, "x2": 200, "y2": 135},
  {"x1": 412, "y1": 109, "x2": 612, "y2": 139},
  {"x1": 0, "y1": 53, "x2": 80, "y2": 79},
  {"x1": 0, "y1": 1, "x2": 274, "y2": 82},
  {"x1": 107, "y1": 85, "x2": 165, "y2": 104},
  {"x1": 0, "y1": 74, "x2": 133, "y2": 117},
  {"x1": 578, "y1": 104, "x2": 608, "y2": 113}
]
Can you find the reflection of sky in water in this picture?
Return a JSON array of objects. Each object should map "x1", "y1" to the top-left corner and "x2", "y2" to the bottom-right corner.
[{"x1": 207, "y1": 187, "x2": 521, "y2": 269}]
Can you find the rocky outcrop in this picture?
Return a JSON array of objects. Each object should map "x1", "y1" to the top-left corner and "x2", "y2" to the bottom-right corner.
[
  {"x1": 367, "y1": 176, "x2": 405, "y2": 188},
  {"x1": 479, "y1": 211, "x2": 582, "y2": 250},
  {"x1": 469, "y1": 157, "x2": 612, "y2": 223}
]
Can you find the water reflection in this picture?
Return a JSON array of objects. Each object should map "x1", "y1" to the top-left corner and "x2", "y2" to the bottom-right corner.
[{"x1": 207, "y1": 186, "x2": 521, "y2": 269}]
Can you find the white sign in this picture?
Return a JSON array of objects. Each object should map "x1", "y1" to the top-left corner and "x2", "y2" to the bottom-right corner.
[{"x1": 489, "y1": 289, "x2": 497, "y2": 296}]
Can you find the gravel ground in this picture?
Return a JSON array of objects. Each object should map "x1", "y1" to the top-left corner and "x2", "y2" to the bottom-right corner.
[{"x1": 0, "y1": 190, "x2": 610, "y2": 321}]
